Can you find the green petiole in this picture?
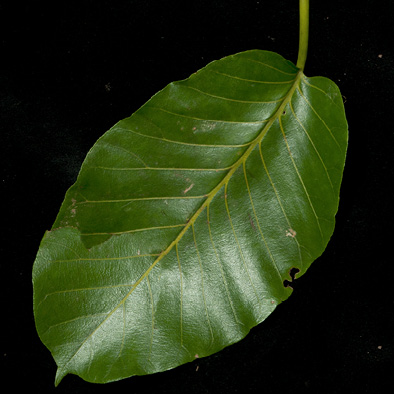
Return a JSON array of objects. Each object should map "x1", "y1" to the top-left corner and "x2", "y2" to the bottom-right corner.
[{"x1": 296, "y1": 0, "x2": 309, "y2": 71}]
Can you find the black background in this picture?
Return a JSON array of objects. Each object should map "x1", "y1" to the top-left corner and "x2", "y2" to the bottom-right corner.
[{"x1": 1, "y1": 1, "x2": 393, "y2": 393}]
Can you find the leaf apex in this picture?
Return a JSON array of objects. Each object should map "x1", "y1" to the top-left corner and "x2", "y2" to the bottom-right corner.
[{"x1": 55, "y1": 368, "x2": 67, "y2": 387}]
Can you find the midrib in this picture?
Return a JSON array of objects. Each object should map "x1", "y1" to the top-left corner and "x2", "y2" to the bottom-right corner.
[
  {"x1": 57, "y1": 69, "x2": 303, "y2": 379},
  {"x1": 127, "y1": 68, "x2": 303, "y2": 292}
]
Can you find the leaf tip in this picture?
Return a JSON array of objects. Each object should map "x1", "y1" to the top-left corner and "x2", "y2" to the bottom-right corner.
[{"x1": 55, "y1": 368, "x2": 67, "y2": 387}]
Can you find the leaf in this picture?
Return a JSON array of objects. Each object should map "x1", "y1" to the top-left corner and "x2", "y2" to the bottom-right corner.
[{"x1": 33, "y1": 50, "x2": 348, "y2": 385}]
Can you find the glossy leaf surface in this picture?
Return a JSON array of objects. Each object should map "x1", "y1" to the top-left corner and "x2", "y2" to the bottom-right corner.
[{"x1": 33, "y1": 50, "x2": 348, "y2": 385}]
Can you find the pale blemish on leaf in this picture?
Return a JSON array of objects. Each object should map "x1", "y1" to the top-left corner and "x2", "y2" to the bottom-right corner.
[
  {"x1": 70, "y1": 198, "x2": 77, "y2": 217},
  {"x1": 183, "y1": 183, "x2": 195, "y2": 195},
  {"x1": 286, "y1": 228, "x2": 297, "y2": 238}
]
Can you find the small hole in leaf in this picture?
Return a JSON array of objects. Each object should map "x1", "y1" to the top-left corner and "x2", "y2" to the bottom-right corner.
[{"x1": 283, "y1": 267, "x2": 300, "y2": 288}]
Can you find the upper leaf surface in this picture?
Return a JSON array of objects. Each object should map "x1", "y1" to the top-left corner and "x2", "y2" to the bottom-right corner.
[{"x1": 33, "y1": 50, "x2": 348, "y2": 385}]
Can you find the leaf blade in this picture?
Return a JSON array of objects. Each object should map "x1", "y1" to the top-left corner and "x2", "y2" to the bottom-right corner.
[{"x1": 33, "y1": 50, "x2": 348, "y2": 384}]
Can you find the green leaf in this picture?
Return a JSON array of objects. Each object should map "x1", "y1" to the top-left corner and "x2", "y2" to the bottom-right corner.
[{"x1": 33, "y1": 50, "x2": 348, "y2": 385}]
